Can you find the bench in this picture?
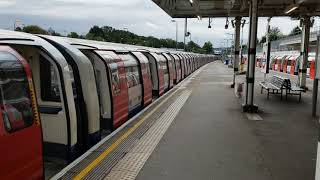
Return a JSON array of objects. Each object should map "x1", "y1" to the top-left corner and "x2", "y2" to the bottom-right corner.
[
  {"x1": 259, "y1": 75, "x2": 287, "y2": 99},
  {"x1": 285, "y1": 80, "x2": 304, "y2": 102}
]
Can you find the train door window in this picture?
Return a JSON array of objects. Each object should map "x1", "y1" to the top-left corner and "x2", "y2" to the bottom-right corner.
[
  {"x1": 39, "y1": 55, "x2": 62, "y2": 102},
  {"x1": 125, "y1": 66, "x2": 141, "y2": 88},
  {"x1": 0, "y1": 51, "x2": 34, "y2": 132},
  {"x1": 110, "y1": 64, "x2": 121, "y2": 94},
  {"x1": 132, "y1": 66, "x2": 140, "y2": 86}
]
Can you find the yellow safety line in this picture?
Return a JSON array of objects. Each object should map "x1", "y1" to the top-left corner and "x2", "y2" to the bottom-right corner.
[{"x1": 73, "y1": 89, "x2": 179, "y2": 180}]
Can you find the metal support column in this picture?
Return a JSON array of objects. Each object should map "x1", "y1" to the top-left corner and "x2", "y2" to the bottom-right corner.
[
  {"x1": 184, "y1": 18, "x2": 187, "y2": 51},
  {"x1": 243, "y1": 0, "x2": 258, "y2": 113},
  {"x1": 316, "y1": 36, "x2": 320, "y2": 180},
  {"x1": 299, "y1": 17, "x2": 311, "y2": 89},
  {"x1": 231, "y1": 16, "x2": 242, "y2": 88},
  {"x1": 312, "y1": 35, "x2": 319, "y2": 117}
]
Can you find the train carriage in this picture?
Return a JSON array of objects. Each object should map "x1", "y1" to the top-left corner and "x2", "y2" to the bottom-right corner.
[{"x1": 62, "y1": 40, "x2": 131, "y2": 130}]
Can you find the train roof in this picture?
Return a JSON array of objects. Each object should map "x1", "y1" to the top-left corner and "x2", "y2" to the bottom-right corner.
[{"x1": 0, "y1": 29, "x2": 69, "y2": 66}]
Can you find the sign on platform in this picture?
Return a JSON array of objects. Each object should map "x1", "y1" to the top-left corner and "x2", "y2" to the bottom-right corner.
[{"x1": 261, "y1": 42, "x2": 270, "y2": 74}]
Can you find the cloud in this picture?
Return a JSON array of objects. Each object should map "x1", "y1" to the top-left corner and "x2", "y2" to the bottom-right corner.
[
  {"x1": 0, "y1": 0, "x2": 16, "y2": 7},
  {"x1": 0, "y1": 0, "x2": 318, "y2": 47}
]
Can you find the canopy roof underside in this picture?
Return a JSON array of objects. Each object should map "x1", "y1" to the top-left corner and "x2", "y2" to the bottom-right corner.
[{"x1": 152, "y1": 0, "x2": 320, "y2": 18}]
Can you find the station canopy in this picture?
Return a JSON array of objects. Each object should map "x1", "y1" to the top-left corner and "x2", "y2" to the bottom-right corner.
[{"x1": 151, "y1": 0, "x2": 320, "y2": 18}]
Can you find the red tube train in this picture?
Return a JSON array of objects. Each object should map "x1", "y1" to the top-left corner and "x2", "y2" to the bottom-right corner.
[
  {"x1": 0, "y1": 30, "x2": 214, "y2": 179},
  {"x1": 259, "y1": 53, "x2": 316, "y2": 79}
]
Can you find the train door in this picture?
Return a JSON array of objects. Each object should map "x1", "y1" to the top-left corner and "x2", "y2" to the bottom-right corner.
[
  {"x1": 280, "y1": 56, "x2": 287, "y2": 72},
  {"x1": 118, "y1": 53, "x2": 143, "y2": 117},
  {"x1": 156, "y1": 53, "x2": 169, "y2": 92},
  {"x1": 181, "y1": 54, "x2": 188, "y2": 77},
  {"x1": 308, "y1": 56, "x2": 315, "y2": 79},
  {"x1": 131, "y1": 52, "x2": 152, "y2": 107},
  {"x1": 142, "y1": 52, "x2": 164, "y2": 97},
  {"x1": 79, "y1": 49, "x2": 113, "y2": 132},
  {"x1": 176, "y1": 54, "x2": 185, "y2": 79},
  {"x1": 95, "y1": 51, "x2": 129, "y2": 129},
  {"x1": 191, "y1": 55, "x2": 195, "y2": 72},
  {"x1": 283, "y1": 56, "x2": 290, "y2": 73},
  {"x1": 41, "y1": 36, "x2": 101, "y2": 148},
  {"x1": 293, "y1": 56, "x2": 301, "y2": 75},
  {"x1": 9, "y1": 44, "x2": 79, "y2": 162},
  {"x1": 169, "y1": 53, "x2": 181, "y2": 84},
  {"x1": 0, "y1": 46, "x2": 43, "y2": 179},
  {"x1": 162, "y1": 53, "x2": 174, "y2": 89}
]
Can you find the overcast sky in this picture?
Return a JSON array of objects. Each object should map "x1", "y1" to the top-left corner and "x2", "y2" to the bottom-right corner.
[{"x1": 0, "y1": 0, "x2": 319, "y2": 47}]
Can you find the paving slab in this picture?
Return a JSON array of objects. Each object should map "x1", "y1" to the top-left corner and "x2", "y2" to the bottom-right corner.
[{"x1": 136, "y1": 61, "x2": 318, "y2": 180}]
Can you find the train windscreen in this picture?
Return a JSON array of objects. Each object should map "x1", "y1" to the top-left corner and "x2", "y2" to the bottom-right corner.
[{"x1": 0, "y1": 51, "x2": 34, "y2": 132}]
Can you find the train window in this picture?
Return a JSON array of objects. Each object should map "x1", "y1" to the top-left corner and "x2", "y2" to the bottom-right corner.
[
  {"x1": 125, "y1": 66, "x2": 140, "y2": 88},
  {"x1": 145, "y1": 63, "x2": 151, "y2": 79},
  {"x1": 0, "y1": 51, "x2": 33, "y2": 132},
  {"x1": 110, "y1": 66, "x2": 120, "y2": 94},
  {"x1": 175, "y1": 58, "x2": 180, "y2": 69},
  {"x1": 162, "y1": 61, "x2": 168, "y2": 74},
  {"x1": 40, "y1": 56, "x2": 61, "y2": 102}
]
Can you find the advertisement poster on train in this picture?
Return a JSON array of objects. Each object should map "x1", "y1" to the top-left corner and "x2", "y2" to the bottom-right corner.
[{"x1": 261, "y1": 42, "x2": 270, "y2": 74}]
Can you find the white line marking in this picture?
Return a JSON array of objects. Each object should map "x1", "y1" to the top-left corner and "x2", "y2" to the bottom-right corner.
[{"x1": 104, "y1": 90, "x2": 192, "y2": 180}]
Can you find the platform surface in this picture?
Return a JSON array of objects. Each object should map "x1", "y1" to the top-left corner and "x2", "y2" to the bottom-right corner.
[{"x1": 54, "y1": 61, "x2": 318, "y2": 180}]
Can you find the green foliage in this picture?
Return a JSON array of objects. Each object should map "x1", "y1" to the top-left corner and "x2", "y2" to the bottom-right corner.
[
  {"x1": 85, "y1": 25, "x2": 210, "y2": 53},
  {"x1": 68, "y1": 32, "x2": 80, "y2": 38},
  {"x1": 20, "y1": 25, "x2": 48, "y2": 35},
  {"x1": 202, "y1": 41, "x2": 213, "y2": 54},
  {"x1": 13, "y1": 24, "x2": 212, "y2": 54},
  {"x1": 268, "y1": 27, "x2": 284, "y2": 41}
]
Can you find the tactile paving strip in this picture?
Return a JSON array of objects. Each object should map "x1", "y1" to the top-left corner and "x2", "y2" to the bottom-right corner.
[
  {"x1": 56, "y1": 65, "x2": 206, "y2": 180},
  {"x1": 104, "y1": 90, "x2": 192, "y2": 180}
]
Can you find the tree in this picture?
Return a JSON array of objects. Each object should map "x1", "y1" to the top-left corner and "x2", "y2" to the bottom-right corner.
[
  {"x1": 68, "y1": 32, "x2": 80, "y2": 38},
  {"x1": 47, "y1": 27, "x2": 61, "y2": 36},
  {"x1": 268, "y1": 27, "x2": 284, "y2": 41},
  {"x1": 260, "y1": 36, "x2": 266, "y2": 44},
  {"x1": 22, "y1": 25, "x2": 48, "y2": 34},
  {"x1": 187, "y1": 41, "x2": 202, "y2": 53},
  {"x1": 202, "y1": 41, "x2": 213, "y2": 54},
  {"x1": 289, "y1": 26, "x2": 302, "y2": 36},
  {"x1": 15, "y1": 27, "x2": 22, "y2": 32}
]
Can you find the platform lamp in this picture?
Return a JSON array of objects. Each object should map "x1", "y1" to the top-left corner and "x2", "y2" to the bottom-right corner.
[
  {"x1": 284, "y1": 0, "x2": 299, "y2": 14},
  {"x1": 171, "y1": 19, "x2": 178, "y2": 50},
  {"x1": 208, "y1": 18, "x2": 213, "y2": 28}
]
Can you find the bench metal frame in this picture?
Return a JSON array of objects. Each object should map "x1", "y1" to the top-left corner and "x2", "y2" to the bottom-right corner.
[{"x1": 259, "y1": 75, "x2": 304, "y2": 102}]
